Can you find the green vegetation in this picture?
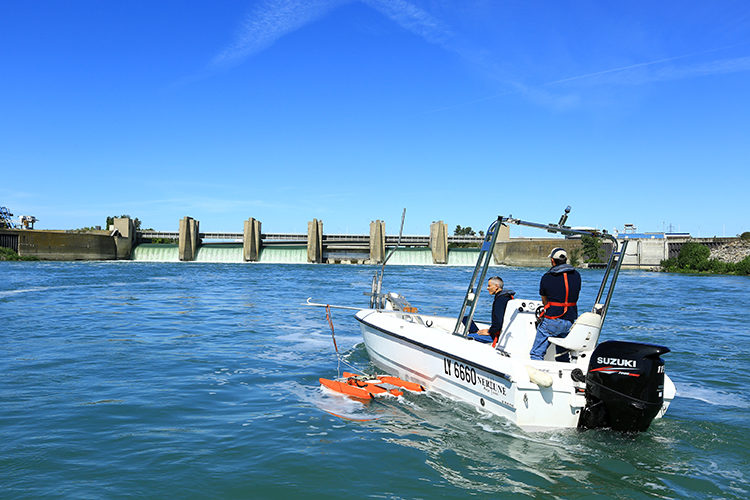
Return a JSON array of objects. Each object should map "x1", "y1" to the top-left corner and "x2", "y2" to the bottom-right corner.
[
  {"x1": 453, "y1": 225, "x2": 484, "y2": 237},
  {"x1": 568, "y1": 247, "x2": 582, "y2": 267},
  {"x1": 740, "y1": 231, "x2": 750, "y2": 241},
  {"x1": 581, "y1": 235, "x2": 605, "y2": 263},
  {"x1": 0, "y1": 247, "x2": 38, "y2": 261},
  {"x1": 661, "y1": 241, "x2": 750, "y2": 275},
  {"x1": 677, "y1": 242, "x2": 709, "y2": 269},
  {"x1": 450, "y1": 225, "x2": 484, "y2": 248}
]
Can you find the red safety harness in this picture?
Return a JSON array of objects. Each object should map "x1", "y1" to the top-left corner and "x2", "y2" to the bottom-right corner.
[{"x1": 541, "y1": 272, "x2": 576, "y2": 320}]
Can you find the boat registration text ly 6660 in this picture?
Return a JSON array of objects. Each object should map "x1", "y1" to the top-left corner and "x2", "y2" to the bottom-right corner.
[
  {"x1": 443, "y1": 357, "x2": 509, "y2": 398},
  {"x1": 443, "y1": 357, "x2": 478, "y2": 384}
]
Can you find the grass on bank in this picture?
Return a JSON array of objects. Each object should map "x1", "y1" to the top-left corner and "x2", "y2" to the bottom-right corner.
[{"x1": 0, "y1": 247, "x2": 39, "y2": 261}]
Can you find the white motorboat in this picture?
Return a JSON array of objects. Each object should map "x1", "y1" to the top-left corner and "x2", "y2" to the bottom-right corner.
[{"x1": 315, "y1": 210, "x2": 676, "y2": 431}]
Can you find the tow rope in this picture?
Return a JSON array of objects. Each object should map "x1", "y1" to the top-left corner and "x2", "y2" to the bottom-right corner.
[
  {"x1": 324, "y1": 304, "x2": 361, "y2": 378},
  {"x1": 325, "y1": 305, "x2": 338, "y2": 355}
]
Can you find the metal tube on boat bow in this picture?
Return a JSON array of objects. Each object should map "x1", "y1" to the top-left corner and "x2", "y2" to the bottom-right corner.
[{"x1": 304, "y1": 298, "x2": 365, "y2": 311}]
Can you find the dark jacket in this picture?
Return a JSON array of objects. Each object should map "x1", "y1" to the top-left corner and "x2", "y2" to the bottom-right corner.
[
  {"x1": 489, "y1": 289, "x2": 515, "y2": 336},
  {"x1": 539, "y1": 264, "x2": 581, "y2": 323}
]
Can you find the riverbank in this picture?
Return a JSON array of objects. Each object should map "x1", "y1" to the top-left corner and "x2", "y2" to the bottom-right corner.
[
  {"x1": 4, "y1": 225, "x2": 749, "y2": 272},
  {"x1": 661, "y1": 240, "x2": 750, "y2": 275},
  {"x1": 0, "y1": 247, "x2": 37, "y2": 261},
  {"x1": 710, "y1": 239, "x2": 750, "y2": 263}
]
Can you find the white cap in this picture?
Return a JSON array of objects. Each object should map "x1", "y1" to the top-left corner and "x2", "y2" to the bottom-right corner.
[{"x1": 548, "y1": 247, "x2": 567, "y2": 260}]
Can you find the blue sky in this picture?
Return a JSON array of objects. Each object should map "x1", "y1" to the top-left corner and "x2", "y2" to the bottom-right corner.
[{"x1": 1, "y1": 1, "x2": 748, "y2": 237}]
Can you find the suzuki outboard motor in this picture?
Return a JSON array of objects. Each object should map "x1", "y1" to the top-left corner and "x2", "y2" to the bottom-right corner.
[{"x1": 578, "y1": 340, "x2": 669, "y2": 432}]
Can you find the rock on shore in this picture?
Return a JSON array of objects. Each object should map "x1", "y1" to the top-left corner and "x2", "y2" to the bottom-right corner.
[{"x1": 710, "y1": 240, "x2": 750, "y2": 263}]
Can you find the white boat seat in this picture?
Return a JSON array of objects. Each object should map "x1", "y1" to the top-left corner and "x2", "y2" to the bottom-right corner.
[{"x1": 548, "y1": 312, "x2": 602, "y2": 353}]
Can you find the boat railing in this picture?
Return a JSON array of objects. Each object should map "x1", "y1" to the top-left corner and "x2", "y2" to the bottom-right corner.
[{"x1": 453, "y1": 207, "x2": 626, "y2": 337}]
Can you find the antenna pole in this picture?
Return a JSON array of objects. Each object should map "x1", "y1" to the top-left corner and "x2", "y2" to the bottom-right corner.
[{"x1": 372, "y1": 208, "x2": 406, "y2": 310}]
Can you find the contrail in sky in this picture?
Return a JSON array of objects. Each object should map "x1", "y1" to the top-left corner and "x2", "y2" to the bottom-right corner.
[
  {"x1": 627, "y1": 55, "x2": 750, "y2": 84},
  {"x1": 545, "y1": 44, "x2": 750, "y2": 87},
  {"x1": 212, "y1": 0, "x2": 456, "y2": 68},
  {"x1": 212, "y1": 1, "x2": 750, "y2": 97},
  {"x1": 361, "y1": 0, "x2": 454, "y2": 47},
  {"x1": 212, "y1": 0, "x2": 348, "y2": 68}
]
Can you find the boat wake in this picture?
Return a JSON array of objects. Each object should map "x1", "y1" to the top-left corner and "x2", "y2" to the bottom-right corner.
[
  {"x1": 677, "y1": 382, "x2": 749, "y2": 408},
  {"x1": 0, "y1": 281, "x2": 132, "y2": 299}
]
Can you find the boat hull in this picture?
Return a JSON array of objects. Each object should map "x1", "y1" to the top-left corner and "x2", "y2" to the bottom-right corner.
[
  {"x1": 356, "y1": 309, "x2": 585, "y2": 428},
  {"x1": 356, "y1": 308, "x2": 675, "y2": 429}
]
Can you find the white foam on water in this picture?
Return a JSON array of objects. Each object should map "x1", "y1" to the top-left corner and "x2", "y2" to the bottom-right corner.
[
  {"x1": 677, "y1": 381, "x2": 749, "y2": 409},
  {"x1": 300, "y1": 381, "x2": 380, "y2": 421},
  {"x1": 384, "y1": 248, "x2": 434, "y2": 266},
  {"x1": 0, "y1": 281, "x2": 129, "y2": 298},
  {"x1": 194, "y1": 245, "x2": 243, "y2": 263},
  {"x1": 257, "y1": 246, "x2": 306, "y2": 264},
  {"x1": 131, "y1": 244, "x2": 179, "y2": 262},
  {"x1": 0, "y1": 286, "x2": 53, "y2": 298}
]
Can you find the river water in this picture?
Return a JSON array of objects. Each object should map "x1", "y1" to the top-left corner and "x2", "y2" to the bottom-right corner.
[{"x1": 2, "y1": 261, "x2": 748, "y2": 498}]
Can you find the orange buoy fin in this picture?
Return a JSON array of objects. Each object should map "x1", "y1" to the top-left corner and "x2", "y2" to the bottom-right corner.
[
  {"x1": 377, "y1": 376, "x2": 425, "y2": 392},
  {"x1": 347, "y1": 378, "x2": 402, "y2": 397},
  {"x1": 342, "y1": 372, "x2": 424, "y2": 393},
  {"x1": 319, "y1": 378, "x2": 374, "y2": 400},
  {"x1": 320, "y1": 378, "x2": 402, "y2": 399}
]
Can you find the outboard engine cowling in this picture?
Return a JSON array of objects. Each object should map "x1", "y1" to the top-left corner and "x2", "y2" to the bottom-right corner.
[{"x1": 578, "y1": 340, "x2": 669, "y2": 432}]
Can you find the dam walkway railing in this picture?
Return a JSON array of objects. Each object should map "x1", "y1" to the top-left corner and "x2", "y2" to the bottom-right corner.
[{"x1": 138, "y1": 231, "x2": 484, "y2": 248}]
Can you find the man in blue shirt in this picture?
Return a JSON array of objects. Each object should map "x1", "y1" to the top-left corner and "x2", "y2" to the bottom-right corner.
[{"x1": 530, "y1": 248, "x2": 581, "y2": 360}]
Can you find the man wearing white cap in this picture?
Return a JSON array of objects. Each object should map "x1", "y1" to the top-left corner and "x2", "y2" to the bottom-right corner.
[{"x1": 530, "y1": 247, "x2": 582, "y2": 360}]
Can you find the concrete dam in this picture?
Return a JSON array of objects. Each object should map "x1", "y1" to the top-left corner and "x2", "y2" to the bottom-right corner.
[
  {"x1": 131, "y1": 217, "x2": 496, "y2": 265},
  {"x1": 1, "y1": 215, "x2": 705, "y2": 268}
]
